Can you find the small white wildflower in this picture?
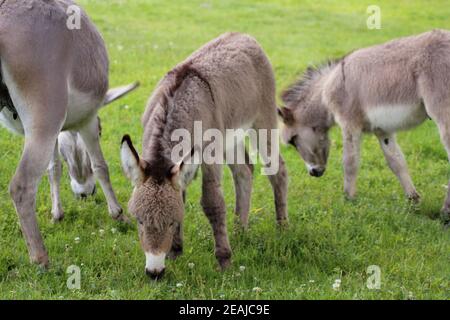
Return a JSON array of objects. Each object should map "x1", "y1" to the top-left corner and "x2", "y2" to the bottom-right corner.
[
  {"x1": 111, "y1": 228, "x2": 117, "y2": 234},
  {"x1": 332, "y1": 279, "x2": 341, "y2": 291},
  {"x1": 99, "y1": 229, "x2": 105, "y2": 236},
  {"x1": 239, "y1": 266, "x2": 246, "y2": 272},
  {"x1": 252, "y1": 287, "x2": 262, "y2": 293},
  {"x1": 176, "y1": 283, "x2": 183, "y2": 288},
  {"x1": 309, "y1": 280, "x2": 315, "y2": 283},
  {"x1": 74, "y1": 237, "x2": 80, "y2": 244},
  {"x1": 91, "y1": 232, "x2": 96, "y2": 236},
  {"x1": 188, "y1": 262, "x2": 195, "y2": 269}
]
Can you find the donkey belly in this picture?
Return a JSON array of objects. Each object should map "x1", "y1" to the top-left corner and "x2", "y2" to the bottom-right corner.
[{"x1": 366, "y1": 103, "x2": 428, "y2": 133}]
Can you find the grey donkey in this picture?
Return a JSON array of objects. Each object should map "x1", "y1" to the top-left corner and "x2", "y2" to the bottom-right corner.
[
  {"x1": 121, "y1": 33, "x2": 288, "y2": 279},
  {"x1": 279, "y1": 30, "x2": 450, "y2": 223},
  {"x1": 0, "y1": 0, "x2": 129, "y2": 267}
]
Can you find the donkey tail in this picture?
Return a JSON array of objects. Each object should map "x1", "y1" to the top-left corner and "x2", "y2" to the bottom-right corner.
[{"x1": 102, "y1": 81, "x2": 140, "y2": 107}]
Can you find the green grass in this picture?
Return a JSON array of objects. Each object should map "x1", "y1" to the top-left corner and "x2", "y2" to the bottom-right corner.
[{"x1": 0, "y1": 0, "x2": 449, "y2": 299}]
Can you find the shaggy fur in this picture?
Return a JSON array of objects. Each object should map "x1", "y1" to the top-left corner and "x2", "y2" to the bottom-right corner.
[{"x1": 123, "y1": 33, "x2": 288, "y2": 276}]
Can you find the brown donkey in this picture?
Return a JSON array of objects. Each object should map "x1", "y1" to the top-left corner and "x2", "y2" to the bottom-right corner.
[
  {"x1": 0, "y1": 0, "x2": 128, "y2": 266},
  {"x1": 279, "y1": 30, "x2": 450, "y2": 223},
  {"x1": 121, "y1": 33, "x2": 288, "y2": 279}
]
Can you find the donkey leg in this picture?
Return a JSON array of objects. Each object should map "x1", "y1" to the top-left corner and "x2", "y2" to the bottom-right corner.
[
  {"x1": 78, "y1": 117, "x2": 125, "y2": 221},
  {"x1": 342, "y1": 129, "x2": 362, "y2": 200},
  {"x1": 201, "y1": 164, "x2": 232, "y2": 270},
  {"x1": 253, "y1": 120, "x2": 288, "y2": 224},
  {"x1": 168, "y1": 222, "x2": 183, "y2": 260},
  {"x1": 427, "y1": 115, "x2": 450, "y2": 222},
  {"x1": 48, "y1": 141, "x2": 64, "y2": 222},
  {"x1": 228, "y1": 152, "x2": 254, "y2": 228},
  {"x1": 376, "y1": 133, "x2": 420, "y2": 201}
]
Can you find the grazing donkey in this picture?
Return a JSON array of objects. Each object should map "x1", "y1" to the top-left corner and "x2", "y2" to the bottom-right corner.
[
  {"x1": 279, "y1": 29, "x2": 450, "y2": 222},
  {"x1": 121, "y1": 33, "x2": 288, "y2": 279},
  {"x1": 0, "y1": 0, "x2": 128, "y2": 266}
]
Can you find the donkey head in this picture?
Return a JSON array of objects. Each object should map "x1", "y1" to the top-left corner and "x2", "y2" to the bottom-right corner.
[
  {"x1": 59, "y1": 131, "x2": 96, "y2": 198},
  {"x1": 278, "y1": 67, "x2": 334, "y2": 177},
  {"x1": 120, "y1": 135, "x2": 185, "y2": 279}
]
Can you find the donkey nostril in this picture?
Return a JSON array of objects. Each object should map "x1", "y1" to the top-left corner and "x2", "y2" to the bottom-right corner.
[{"x1": 146, "y1": 268, "x2": 165, "y2": 280}]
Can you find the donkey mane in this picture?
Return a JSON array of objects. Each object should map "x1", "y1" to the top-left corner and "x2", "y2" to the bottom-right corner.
[
  {"x1": 144, "y1": 63, "x2": 213, "y2": 183},
  {"x1": 282, "y1": 58, "x2": 343, "y2": 106}
]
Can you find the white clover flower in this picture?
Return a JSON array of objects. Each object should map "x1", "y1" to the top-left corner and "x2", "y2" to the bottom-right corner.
[
  {"x1": 99, "y1": 229, "x2": 105, "y2": 236},
  {"x1": 332, "y1": 279, "x2": 341, "y2": 291},
  {"x1": 239, "y1": 266, "x2": 246, "y2": 272},
  {"x1": 111, "y1": 228, "x2": 117, "y2": 234},
  {"x1": 188, "y1": 262, "x2": 195, "y2": 269},
  {"x1": 252, "y1": 287, "x2": 262, "y2": 293},
  {"x1": 74, "y1": 237, "x2": 80, "y2": 244}
]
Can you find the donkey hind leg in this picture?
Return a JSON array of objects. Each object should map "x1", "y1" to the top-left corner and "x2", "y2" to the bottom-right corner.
[
  {"x1": 376, "y1": 133, "x2": 420, "y2": 202},
  {"x1": 253, "y1": 120, "x2": 288, "y2": 225},
  {"x1": 78, "y1": 116, "x2": 126, "y2": 221},
  {"x1": 228, "y1": 149, "x2": 254, "y2": 228},
  {"x1": 423, "y1": 100, "x2": 450, "y2": 223},
  {"x1": 201, "y1": 164, "x2": 232, "y2": 270},
  {"x1": 10, "y1": 127, "x2": 64, "y2": 267},
  {"x1": 48, "y1": 140, "x2": 64, "y2": 222},
  {"x1": 342, "y1": 129, "x2": 362, "y2": 200}
]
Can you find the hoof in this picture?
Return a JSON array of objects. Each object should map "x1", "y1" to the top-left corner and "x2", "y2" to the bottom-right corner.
[
  {"x1": 31, "y1": 253, "x2": 49, "y2": 269},
  {"x1": 217, "y1": 253, "x2": 232, "y2": 271},
  {"x1": 52, "y1": 212, "x2": 65, "y2": 224},
  {"x1": 112, "y1": 210, "x2": 131, "y2": 224},
  {"x1": 407, "y1": 192, "x2": 421, "y2": 204},
  {"x1": 167, "y1": 248, "x2": 183, "y2": 260},
  {"x1": 277, "y1": 218, "x2": 289, "y2": 229}
]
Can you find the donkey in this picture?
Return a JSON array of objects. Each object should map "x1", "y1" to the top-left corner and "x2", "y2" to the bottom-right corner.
[
  {"x1": 121, "y1": 33, "x2": 288, "y2": 279},
  {"x1": 279, "y1": 29, "x2": 450, "y2": 223},
  {"x1": 0, "y1": 0, "x2": 128, "y2": 266}
]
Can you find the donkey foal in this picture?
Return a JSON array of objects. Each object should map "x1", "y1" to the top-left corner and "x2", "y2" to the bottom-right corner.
[
  {"x1": 279, "y1": 30, "x2": 450, "y2": 222},
  {"x1": 121, "y1": 33, "x2": 288, "y2": 279}
]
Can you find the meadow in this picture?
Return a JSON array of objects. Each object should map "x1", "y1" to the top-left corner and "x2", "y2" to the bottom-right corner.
[{"x1": 0, "y1": 0, "x2": 449, "y2": 299}]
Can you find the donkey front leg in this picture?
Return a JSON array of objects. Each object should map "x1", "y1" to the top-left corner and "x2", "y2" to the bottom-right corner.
[
  {"x1": 168, "y1": 222, "x2": 183, "y2": 260},
  {"x1": 376, "y1": 133, "x2": 420, "y2": 202},
  {"x1": 201, "y1": 164, "x2": 232, "y2": 270},
  {"x1": 78, "y1": 117, "x2": 125, "y2": 221},
  {"x1": 48, "y1": 141, "x2": 64, "y2": 222},
  {"x1": 342, "y1": 129, "x2": 362, "y2": 199}
]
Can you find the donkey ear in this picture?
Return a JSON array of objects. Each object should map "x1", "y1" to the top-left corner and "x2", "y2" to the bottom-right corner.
[
  {"x1": 121, "y1": 135, "x2": 145, "y2": 186},
  {"x1": 278, "y1": 107, "x2": 295, "y2": 125},
  {"x1": 169, "y1": 147, "x2": 196, "y2": 189}
]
